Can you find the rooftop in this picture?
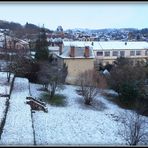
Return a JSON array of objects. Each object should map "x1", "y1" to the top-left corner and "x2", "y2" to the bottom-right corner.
[
  {"x1": 57, "y1": 46, "x2": 95, "y2": 59},
  {"x1": 63, "y1": 41, "x2": 148, "y2": 51},
  {"x1": 48, "y1": 46, "x2": 59, "y2": 51}
]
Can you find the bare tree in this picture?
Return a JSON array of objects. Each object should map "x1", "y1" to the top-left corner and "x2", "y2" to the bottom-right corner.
[
  {"x1": 3, "y1": 33, "x2": 26, "y2": 82},
  {"x1": 8, "y1": 48, "x2": 31, "y2": 78},
  {"x1": 76, "y1": 69, "x2": 99, "y2": 105},
  {"x1": 5, "y1": 40, "x2": 18, "y2": 82},
  {"x1": 2, "y1": 29, "x2": 11, "y2": 82},
  {"x1": 37, "y1": 61, "x2": 50, "y2": 90},
  {"x1": 38, "y1": 61, "x2": 67, "y2": 99},
  {"x1": 118, "y1": 111, "x2": 148, "y2": 145}
]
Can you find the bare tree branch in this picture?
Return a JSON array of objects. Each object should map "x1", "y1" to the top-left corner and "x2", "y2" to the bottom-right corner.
[
  {"x1": 76, "y1": 69, "x2": 99, "y2": 105},
  {"x1": 118, "y1": 111, "x2": 148, "y2": 145}
]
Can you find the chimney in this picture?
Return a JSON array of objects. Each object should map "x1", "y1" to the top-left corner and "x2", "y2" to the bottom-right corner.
[
  {"x1": 84, "y1": 46, "x2": 89, "y2": 58},
  {"x1": 70, "y1": 46, "x2": 75, "y2": 57}
]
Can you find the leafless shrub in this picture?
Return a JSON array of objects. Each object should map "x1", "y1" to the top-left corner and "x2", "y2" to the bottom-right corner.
[
  {"x1": 76, "y1": 69, "x2": 99, "y2": 105},
  {"x1": 118, "y1": 111, "x2": 148, "y2": 145}
]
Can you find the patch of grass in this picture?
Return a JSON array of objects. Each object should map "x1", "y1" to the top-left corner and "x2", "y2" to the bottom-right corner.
[
  {"x1": 101, "y1": 91, "x2": 134, "y2": 109},
  {"x1": 40, "y1": 92, "x2": 67, "y2": 107},
  {"x1": 103, "y1": 93, "x2": 135, "y2": 110}
]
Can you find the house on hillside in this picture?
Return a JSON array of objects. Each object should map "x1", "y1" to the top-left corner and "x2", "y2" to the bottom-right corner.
[
  {"x1": 6, "y1": 38, "x2": 29, "y2": 50},
  {"x1": 55, "y1": 44, "x2": 95, "y2": 84}
]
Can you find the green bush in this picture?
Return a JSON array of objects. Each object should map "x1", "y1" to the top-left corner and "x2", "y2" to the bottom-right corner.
[
  {"x1": 40, "y1": 92, "x2": 66, "y2": 107},
  {"x1": 107, "y1": 57, "x2": 147, "y2": 110}
]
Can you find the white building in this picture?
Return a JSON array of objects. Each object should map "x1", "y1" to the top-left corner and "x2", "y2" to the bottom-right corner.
[{"x1": 63, "y1": 41, "x2": 148, "y2": 65}]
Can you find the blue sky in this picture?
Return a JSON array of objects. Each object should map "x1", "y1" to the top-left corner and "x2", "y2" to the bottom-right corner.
[{"x1": 0, "y1": 2, "x2": 148, "y2": 30}]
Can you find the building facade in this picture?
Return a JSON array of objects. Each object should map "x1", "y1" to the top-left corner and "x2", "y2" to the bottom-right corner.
[
  {"x1": 54, "y1": 41, "x2": 148, "y2": 84},
  {"x1": 93, "y1": 41, "x2": 148, "y2": 65},
  {"x1": 56, "y1": 45, "x2": 95, "y2": 84},
  {"x1": 63, "y1": 41, "x2": 148, "y2": 65}
]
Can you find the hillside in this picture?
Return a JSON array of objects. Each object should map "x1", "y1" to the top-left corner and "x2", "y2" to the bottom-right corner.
[{"x1": 0, "y1": 20, "x2": 52, "y2": 40}]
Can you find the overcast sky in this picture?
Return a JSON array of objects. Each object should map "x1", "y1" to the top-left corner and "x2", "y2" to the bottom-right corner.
[{"x1": 0, "y1": 2, "x2": 148, "y2": 30}]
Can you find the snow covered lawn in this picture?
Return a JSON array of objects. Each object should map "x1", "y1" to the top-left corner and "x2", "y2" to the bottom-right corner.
[
  {"x1": 0, "y1": 78, "x2": 34, "y2": 145},
  {"x1": 0, "y1": 79, "x2": 147, "y2": 146},
  {"x1": 0, "y1": 72, "x2": 14, "y2": 95},
  {"x1": 30, "y1": 84, "x2": 127, "y2": 145},
  {"x1": 0, "y1": 72, "x2": 14, "y2": 129},
  {"x1": 0, "y1": 97, "x2": 8, "y2": 128}
]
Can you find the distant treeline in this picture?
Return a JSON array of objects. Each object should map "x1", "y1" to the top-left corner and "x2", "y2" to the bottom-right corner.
[
  {"x1": 0, "y1": 20, "x2": 53, "y2": 39},
  {"x1": 0, "y1": 20, "x2": 52, "y2": 31}
]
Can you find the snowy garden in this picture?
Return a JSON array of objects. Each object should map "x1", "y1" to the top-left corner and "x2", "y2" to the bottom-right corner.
[{"x1": 0, "y1": 72, "x2": 147, "y2": 146}]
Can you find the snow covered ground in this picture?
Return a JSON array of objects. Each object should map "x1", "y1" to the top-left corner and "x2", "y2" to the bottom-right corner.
[
  {"x1": 0, "y1": 72, "x2": 14, "y2": 95},
  {"x1": 30, "y1": 84, "x2": 127, "y2": 145},
  {"x1": 0, "y1": 98, "x2": 8, "y2": 127},
  {"x1": 0, "y1": 78, "x2": 147, "y2": 146},
  {"x1": 0, "y1": 78, "x2": 34, "y2": 145},
  {"x1": 0, "y1": 72, "x2": 14, "y2": 129}
]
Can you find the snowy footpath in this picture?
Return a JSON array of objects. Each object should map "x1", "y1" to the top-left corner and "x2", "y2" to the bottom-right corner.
[{"x1": 0, "y1": 78, "x2": 34, "y2": 145}]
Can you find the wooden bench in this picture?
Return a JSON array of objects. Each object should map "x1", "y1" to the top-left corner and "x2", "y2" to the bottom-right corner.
[{"x1": 26, "y1": 96, "x2": 48, "y2": 113}]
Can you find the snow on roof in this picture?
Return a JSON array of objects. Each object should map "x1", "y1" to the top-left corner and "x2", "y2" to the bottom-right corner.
[
  {"x1": 19, "y1": 39, "x2": 29, "y2": 44},
  {"x1": 103, "y1": 69, "x2": 110, "y2": 75},
  {"x1": 63, "y1": 41, "x2": 148, "y2": 51},
  {"x1": 93, "y1": 41, "x2": 148, "y2": 50},
  {"x1": 63, "y1": 41, "x2": 92, "y2": 48},
  {"x1": 57, "y1": 46, "x2": 95, "y2": 59},
  {"x1": 47, "y1": 38, "x2": 63, "y2": 42},
  {"x1": 48, "y1": 46, "x2": 59, "y2": 51},
  {"x1": 31, "y1": 51, "x2": 36, "y2": 55},
  {"x1": 0, "y1": 32, "x2": 3, "y2": 36}
]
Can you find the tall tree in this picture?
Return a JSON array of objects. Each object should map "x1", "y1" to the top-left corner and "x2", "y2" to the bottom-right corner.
[{"x1": 35, "y1": 27, "x2": 49, "y2": 61}]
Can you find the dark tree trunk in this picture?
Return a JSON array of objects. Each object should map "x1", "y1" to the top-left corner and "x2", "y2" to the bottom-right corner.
[
  {"x1": 50, "y1": 90, "x2": 55, "y2": 99},
  {"x1": 7, "y1": 72, "x2": 11, "y2": 83},
  {"x1": 85, "y1": 98, "x2": 92, "y2": 105}
]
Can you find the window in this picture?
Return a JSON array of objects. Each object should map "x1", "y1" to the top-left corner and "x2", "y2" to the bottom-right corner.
[
  {"x1": 112, "y1": 51, "x2": 118, "y2": 56},
  {"x1": 130, "y1": 50, "x2": 135, "y2": 56},
  {"x1": 120, "y1": 51, "x2": 125, "y2": 57},
  {"x1": 136, "y1": 51, "x2": 141, "y2": 56},
  {"x1": 104, "y1": 51, "x2": 110, "y2": 57},
  {"x1": 97, "y1": 51, "x2": 103, "y2": 56}
]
